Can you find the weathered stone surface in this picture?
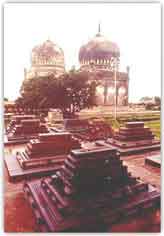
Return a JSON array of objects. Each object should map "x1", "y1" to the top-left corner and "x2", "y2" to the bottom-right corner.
[
  {"x1": 18, "y1": 132, "x2": 81, "y2": 160},
  {"x1": 5, "y1": 132, "x2": 81, "y2": 181},
  {"x1": 96, "y1": 121, "x2": 160, "y2": 155},
  {"x1": 145, "y1": 155, "x2": 161, "y2": 168},
  {"x1": 6, "y1": 115, "x2": 37, "y2": 134},
  {"x1": 5, "y1": 116, "x2": 49, "y2": 145},
  {"x1": 24, "y1": 147, "x2": 160, "y2": 232},
  {"x1": 4, "y1": 145, "x2": 160, "y2": 232},
  {"x1": 52, "y1": 119, "x2": 113, "y2": 141}
]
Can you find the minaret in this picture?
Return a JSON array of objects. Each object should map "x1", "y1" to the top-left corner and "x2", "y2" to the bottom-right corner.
[
  {"x1": 24, "y1": 68, "x2": 27, "y2": 80},
  {"x1": 126, "y1": 66, "x2": 130, "y2": 75}
]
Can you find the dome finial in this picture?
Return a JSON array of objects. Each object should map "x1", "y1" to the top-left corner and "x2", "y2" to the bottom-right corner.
[
  {"x1": 96, "y1": 22, "x2": 101, "y2": 36},
  {"x1": 98, "y1": 22, "x2": 101, "y2": 34}
]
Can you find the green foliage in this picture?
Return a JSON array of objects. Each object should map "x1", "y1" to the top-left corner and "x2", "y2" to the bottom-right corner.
[
  {"x1": 140, "y1": 96, "x2": 161, "y2": 110},
  {"x1": 102, "y1": 112, "x2": 160, "y2": 137},
  {"x1": 145, "y1": 120, "x2": 160, "y2": 139},
  {"x1": 154, "y1": 96, "x2": 161, "y2": 106},
  {"x1": 16, "y1": 71, "x2": 98, "y2": 117},
  {"x1": 145, "y1": 103, "x2": 154, "y2": 110},
  {"x1": 104, "y1": 117, "x2": 120, "y2": 130},
  {"x1": 140, "y1": 96, "x2": 152, "y2": 102}
]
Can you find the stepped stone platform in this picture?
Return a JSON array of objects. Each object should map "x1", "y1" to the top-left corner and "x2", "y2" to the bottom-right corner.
[
  {"x1": 96, "y1": 122, "x2": 160, "y2": 156},
  {"x1": 4, "y1": 113, "x2": 13, "y2": 125},
  {"x1": 52, "y1": 119, "x2": 113, "y2": 141},
  {"x1": 6, "y1": 115, "x2": 37, "y2": 133},
  {"x1": 5, "y1": 133, "x2": 81, "y2": 182},
  {"x1": 75, "y1": 120, "x2": 113, "y2": 141},
  {"x1": 24, "y1": 147, "x2": 160, "y2": 232},
  {"x1": 52, "y1": 119, "x2": 90, "y2": 133},
  {"x1": 145, "y1": 155, "x2": 161, "y2": 168},
  {"x1": 5, "y1": 116, "x2": 49, "y2": 145}
]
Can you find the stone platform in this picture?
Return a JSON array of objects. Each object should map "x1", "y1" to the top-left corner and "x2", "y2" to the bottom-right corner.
[
  {"x1": 24, "y1": 180, "x2": 160, "y2": 232},
  {"x1": 52, "y1": 119, "x2": 89, "y2": 132},
  {"x1": 96, "y1": 122, "x2": 160, "y2": 156},
  {"x1": 52, "y1": 118, "x2": 113, "y2": 141},
  {"x1": 4, "y1": 154, "x2": 64, "y2": 182},
  {"x1": 75, "y1": 120, "x2": 113, "y2": 141},
  {"x1": 5, "y1": 116, "x2": 49, "y2": 146},
  {"x1": 5, "y1": 115, "x2": 37, "y2": 134},
  {"x1": 23, "y1": 148, "x2": 160, "y2": 232},
  {"x1": 145, "y1": 155, "x2": 161, "y2": 168},
  {"x1": 4, "y1": 148, "x2": 160, "y2": 232},
  {"x1": 96, "y1": 140, "x2": 160, "y2": 156},
  {"x1": 5, "y1": 133, "x2": 81, "y2": 182},
  {"x1": 4, "y1": 134, "x2": 32, "y2": 146}
]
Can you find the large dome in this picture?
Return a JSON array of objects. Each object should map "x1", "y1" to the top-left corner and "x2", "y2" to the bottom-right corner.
[
  {"x1": 79, "y1": 28, "x2": 120, "y2": 67},
  {"x1": 31, "y1": 39, "x2": 64, "y2": 66}
]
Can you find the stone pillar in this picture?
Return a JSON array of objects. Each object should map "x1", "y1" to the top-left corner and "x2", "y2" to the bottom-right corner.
[
  {"x1": 24, "y1": 68, "x2": 27, "y2": 80},
  {"x1": 116, "y1": 86, "x2": 118, "y2": 106},
  {"x1": 126, "y1": 66, "x2": 130, "y2": 105},
  {"x1": 103, "y1": 80, "x2": 108, "y2": 105}
]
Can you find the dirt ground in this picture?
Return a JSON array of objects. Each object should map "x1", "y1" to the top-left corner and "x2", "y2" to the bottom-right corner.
[{"x1": 4, "y1": 145, "x2": 161, "y2": 232}]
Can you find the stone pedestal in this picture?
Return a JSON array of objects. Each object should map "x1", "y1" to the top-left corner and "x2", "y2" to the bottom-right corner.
[
  {"x1": 6, "y1": 115, "x2": 37, "y2": 134},
  {"x1": 5, "y1": 132, "x2": 81, "y2": 181},
  {"x1": 52, "y1": 119, "x2": 113, "y2": 141},
  {"x1": 96, "y1": 122, "x2": 160, "y2": 155},
  {"x1": 145, "y1": 155, "x2": 161, "y2": 168},
  {"x1": 48, "y1": 110, "x2": 63, "y2": 124},
  {"x1": 24, "y1": 147, "x2": 160, "y2": 232},
  {"x1": 16, "y1": 132, "x2": 81, "y2": 169},
  {"x1": 5, "y1": 116, "x2": 49, "y2": 145}
]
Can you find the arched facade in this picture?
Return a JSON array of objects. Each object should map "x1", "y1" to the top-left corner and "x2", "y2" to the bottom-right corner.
[{"x1": 85, "y1": 70, "x2": 129, "y2": 106}]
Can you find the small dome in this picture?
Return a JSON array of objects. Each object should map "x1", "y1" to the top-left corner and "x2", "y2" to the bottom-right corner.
[
  {"x1": 79, "y1": 27, "x2": 120, "y2": 63},
  {"x1": 25, "y1": 39, "x2": 65, "y2": 79},
  {"x1": 31, "y1": 39, "x2": 64, "y2": 66}
]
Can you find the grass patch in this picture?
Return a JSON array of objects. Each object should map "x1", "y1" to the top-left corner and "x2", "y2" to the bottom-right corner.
[{"x1": 145, "y1": 121, "x2": 160, "y2": 139}]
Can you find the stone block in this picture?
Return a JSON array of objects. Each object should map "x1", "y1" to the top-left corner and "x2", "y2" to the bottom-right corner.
[{"x1": 23, "y1": 147, "x2": 160, "y2": 232}]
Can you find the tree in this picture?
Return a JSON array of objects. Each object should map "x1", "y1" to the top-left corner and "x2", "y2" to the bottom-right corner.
[
  {"x1": 140, "y1": 96, "x2": 152, "y2": 102},
  {"x1": 154, "y1": 96, "x2": 161, "y2": 106},
  {"x1": 145, "y1": 103, "x2": 154, "y2": 110},
  {"x1": 58, "y1": 70, "x2": 98, "y2": 117},
  {"x1": 16, "y1": 71, "x2": 98, "y2": 117}
]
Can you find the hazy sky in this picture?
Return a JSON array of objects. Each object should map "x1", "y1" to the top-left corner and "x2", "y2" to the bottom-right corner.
[{"x1": 4, "y1": 3, "x2": 161, "y2": 102}]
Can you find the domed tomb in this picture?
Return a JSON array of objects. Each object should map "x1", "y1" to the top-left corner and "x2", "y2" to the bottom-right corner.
[
  {"x1": 25, "y1": 39, "x2": 65, "y2": 79},
  {"x1": 79, "y1": 24, "x2": 120, "y2": 71},
  {"x1": 78, "y1": 24, "x2": 129, "y2": 106}
]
